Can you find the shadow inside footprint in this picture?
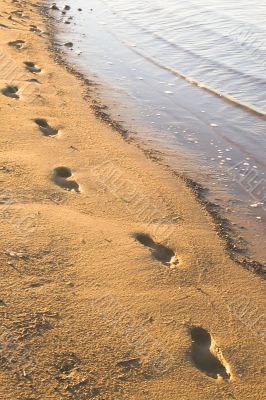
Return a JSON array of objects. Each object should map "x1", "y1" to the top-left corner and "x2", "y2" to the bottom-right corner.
[
  {"x1": 190, "y1": 327, "x2": 231, "y2": 381},
  {"x1": 134, "y1": 233, "x2": 175, "y2": 265},
  {"x1": 1, "y1": 85, "x2": 19, "y2": 99},
  {"x1": 34, "y1": 119, "x2": 58, "y2": 136},
  {"x1": 53, "y1": 167, "x2": 80, "y2": 193},
  {"x1": 8, "y1": 39, "x2": 25, "y2": 49},
  {"x1": 24, "y1": 61, "x2": 42, "y2": 73}
]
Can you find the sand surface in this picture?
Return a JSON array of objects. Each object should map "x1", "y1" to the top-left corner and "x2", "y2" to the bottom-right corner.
[{"x1": 0, "y1": 1, "x2": 265, "y2": 399}]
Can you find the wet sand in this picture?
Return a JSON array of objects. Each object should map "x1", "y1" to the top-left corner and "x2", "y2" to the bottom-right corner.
[{"x1": 0, "y1": 1, "x2": 265, "y2": 399}]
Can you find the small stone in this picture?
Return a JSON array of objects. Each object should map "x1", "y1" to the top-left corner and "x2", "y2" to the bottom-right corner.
[
  {"x1": 250, "y1": 203, "x2": 260, "y2": 208},
  {"x1": 7, "y1": 251, "x2": 25, "y2": 259},
  {"x1": 50, "y1": 3, "x2": 59, "y2": 10}
]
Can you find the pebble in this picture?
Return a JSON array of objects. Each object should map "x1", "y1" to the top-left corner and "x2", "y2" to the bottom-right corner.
[
  {"x1": 250, "y1": 203, "x2": 263, "y2": 208},
  {"x1": 64, "y1": 42, "x2": 73, "y2": 48},
  {"x1": 50, "y1": 3, "x2": 59, "y2": 10},
  {"x1": 7, "y1": 251, "x2": 25, "y2": 258},
  {"x1": 66, "y1": 282, "x2": 75, "y2": 288}
]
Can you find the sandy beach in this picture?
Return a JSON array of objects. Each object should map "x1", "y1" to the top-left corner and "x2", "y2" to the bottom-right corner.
[{"x1": 0, "y1": 1, "x2": 265, "y2": 399}]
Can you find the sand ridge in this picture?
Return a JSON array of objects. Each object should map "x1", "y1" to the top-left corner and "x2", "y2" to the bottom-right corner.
[{"x1": 0, "y1": 1, "x2": 265, "y2": 399}]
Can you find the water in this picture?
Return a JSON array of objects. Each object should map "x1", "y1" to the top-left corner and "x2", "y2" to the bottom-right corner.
[{"x1": 50, "y1": 0, "x2": 266, "y2": 264}]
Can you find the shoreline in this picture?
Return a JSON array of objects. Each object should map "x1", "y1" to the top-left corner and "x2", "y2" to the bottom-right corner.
[
  {"x1": 0, "y1": 1, "x2": 265, "y2": 399},
  {"x1": 42, "y1": 4, "x2": 265, "y2": 279}
]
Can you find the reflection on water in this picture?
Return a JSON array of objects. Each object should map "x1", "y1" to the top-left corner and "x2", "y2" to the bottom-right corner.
[{"x1": 51, "y1": 0, "x2": 266, "y2": 265}]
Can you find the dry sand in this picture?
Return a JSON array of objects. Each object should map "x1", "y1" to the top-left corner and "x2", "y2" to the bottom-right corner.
[{"x1": 0, "y1": 1, "x2": 265, "y2": 399}]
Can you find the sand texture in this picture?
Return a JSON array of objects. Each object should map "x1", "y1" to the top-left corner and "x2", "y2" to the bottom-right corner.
[{"x1": 0, "y1": 1, "x2": 265, "y2": 399}]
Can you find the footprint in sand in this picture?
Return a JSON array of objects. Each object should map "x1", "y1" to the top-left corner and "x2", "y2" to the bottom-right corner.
[
  {"x1": 52, "y1": 167, "x2": 80, "y2": 193},
  {"x1": 134, "y1": 233, "x2": 179, "y2": 266},
  {"x1": 190, "y1": 327, "x2": 231, "y2": 381},
  {"x1": 8, "y1": 39, "x2": 25, "y2": 49},
  {"x1": 34, "y1": 119, "x2": 58, "y2": 137},
  {"x1": 1, "y1": 85, "x2": 19, "y2": 99},
  {"x1": 24, "y1": 61, "x2": 42, "y2": 74}
]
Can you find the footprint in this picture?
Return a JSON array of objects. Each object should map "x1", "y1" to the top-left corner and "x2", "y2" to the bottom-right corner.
[
  {"x1": 34, "y1": 119, "x2": 58, "y2": 136},
  {"x1": 52, "y1": 167, "x2": 80, "y2": 193},
  {"x1": 190, "y1": 327, "x2": 231, "y2": 381},
  {"x1": 24, "y1": 61, "x2": 42, "y2": 73},
  {"x1": 134, "y1": 233, "x2": 178, "y2": 266},
  {"x1": 8, "y1": 39, "x2": 25, "y2": 49},
  {"x1": 1, "y1": 85, "x2": 19, "y2": 99}
]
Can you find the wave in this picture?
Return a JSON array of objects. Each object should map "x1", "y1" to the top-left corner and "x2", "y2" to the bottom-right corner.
[
  {"x1": 121, "y1": 40, "x2": 266, "y2": 119},
  {"x1": 103, "y1": 2, "x2": 266, "y2": 83}
]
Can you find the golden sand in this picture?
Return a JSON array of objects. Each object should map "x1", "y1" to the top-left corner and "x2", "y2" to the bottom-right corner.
[{"x1": 0, "y1": 1, "x2": 265, "y2": 398}]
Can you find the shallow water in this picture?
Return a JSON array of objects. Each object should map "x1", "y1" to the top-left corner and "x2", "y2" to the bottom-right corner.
[{"x1": 50, "y1": 0, "x2": 266, "y2": 264}]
